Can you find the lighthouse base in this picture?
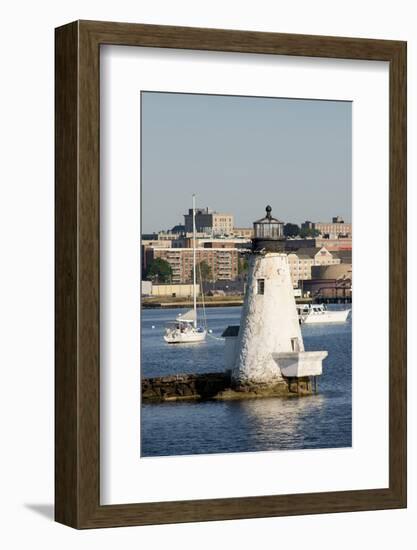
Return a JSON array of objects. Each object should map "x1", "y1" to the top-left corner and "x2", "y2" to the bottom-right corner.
[
  {"x1": 273, "y1": 351, "x2": 328, "y2": 378},
  {"x1": 142, "y1": 371, "x2": 319, "y2": 402}
]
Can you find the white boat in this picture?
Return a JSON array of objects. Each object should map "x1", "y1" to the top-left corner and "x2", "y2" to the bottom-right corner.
[
  {"x1": 163, "y1": 194, "x2": 207, "y2": 344},
  {"x1": 297, "y1": 303, "x2": 351, "y2": 325},
  {"x1": 163, "y1": 309, "x2": 207, "y2": 343}
]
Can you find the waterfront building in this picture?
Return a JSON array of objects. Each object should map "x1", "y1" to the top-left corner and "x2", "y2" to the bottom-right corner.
[
  {"x1": 311, "y1": 263, "x2": 352, "y2": 280},
  {"x1": 287, "y1": 246, "x2": 341, "y2": 287},
  {"x1": 303, "y1": 263, "x2": 352, "y2": 301},
  {"x1": 227, "y1": 206, "x2": 327, "y2": 386},
  {"x1": 308, "y1": 216, "x2": 352, "y2": 238},
  {"x1": 285, "y1": 236, "x2": 352, "y2": 252},
  {"x1": 184, "y1": 207, "x2": 234, "y2": 236},
  {"x1": 144, "y1": 246, "x2": 239, "y2": 283}
]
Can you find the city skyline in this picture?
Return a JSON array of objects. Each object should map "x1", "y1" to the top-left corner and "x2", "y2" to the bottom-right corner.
[
  {"x1": 142, "y1": 202, "x2": 351, "y2": 236},
  {"x1": 141, "y1": 92, "x2": 352, "y2": 233}
]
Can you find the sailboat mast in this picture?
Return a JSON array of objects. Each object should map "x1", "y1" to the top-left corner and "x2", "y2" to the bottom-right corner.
[{"x1": 192, "y1": 194, "x2": 197, "y2": 329}]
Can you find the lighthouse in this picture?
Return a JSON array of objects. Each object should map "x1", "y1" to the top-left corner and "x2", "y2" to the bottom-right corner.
[{"x1": 229, "y1": 206, "x2": 328, "y2": 390}]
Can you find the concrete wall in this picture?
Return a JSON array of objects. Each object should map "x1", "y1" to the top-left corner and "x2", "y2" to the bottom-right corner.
[
  {"x1": 151, "y1": 283, "x2": 200, "y2": 297},
  {"x1": 141, "y1": 281, "x2": 152, "y2": 296}
]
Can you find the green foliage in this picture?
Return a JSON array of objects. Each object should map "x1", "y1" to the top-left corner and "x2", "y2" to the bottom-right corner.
[
  {"x1": 238, "y1": 257, "x2": 249, "y2": 274},
  {"x1": 192, "y1": 261, "x2": 213, "y2": 283},
  {"x1": 283, "y1": 223, "x2": 300, "y2": 237},
  {"x1": 299, "y1": 227, "x2": 321, "y2": 238},
  {"x1": 145, "y1": 258, "x2": 173, "y2": 283}
]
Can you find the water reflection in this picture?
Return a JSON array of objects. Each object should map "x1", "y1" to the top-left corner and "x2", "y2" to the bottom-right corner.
[{"x1": 141, "y1": 305, "x2": 352, "y2": 457}]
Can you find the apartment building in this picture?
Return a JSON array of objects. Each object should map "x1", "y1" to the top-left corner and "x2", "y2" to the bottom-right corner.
[{"x1": 144, "y1": 247, "x2": 239, "y2": 283}]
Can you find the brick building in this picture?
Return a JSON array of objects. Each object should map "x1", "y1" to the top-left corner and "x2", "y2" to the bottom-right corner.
[{"x1": 144, "y1": 247, "x2": 239, "y2": 283}]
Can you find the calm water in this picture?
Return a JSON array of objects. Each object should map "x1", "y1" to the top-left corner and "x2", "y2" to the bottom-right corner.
[{"x1": 141, "y1": 305, "x2": 352, "y2": 457}]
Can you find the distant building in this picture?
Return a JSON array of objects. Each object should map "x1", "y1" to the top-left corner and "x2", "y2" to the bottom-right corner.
[
  {"x1": 287, "y1": 246, "x2": 341, "y2": 287},
  {"x1": 184, "y1": 207, "x2": 234, "y2": 236},
  {"x1": 171, "y1": 224, "x2": 185, "y2": 234},
  {"x1": 201, "y1": 239, "x2": 251, "y2": 250},
  {"x1": 156, "y1": 230, "x2": 183, "y2": 241},
  {"x1": 144, "y1": 247, "x2": 239, "y2": 283},
  {"x1": 170, "y1": 232, "x2": 211, "y2": 248},
  {"x1": 142, "y1": 239, "x2": 171, "y2": 248},
  {"x1": 301, "y1": 220, "x2": 314, "y2": 231},
  {"x1": 285, "y1": 236, "x2": 352, "y2": 252},
  {"x1": 232, "y1": 227, "x2": 254, "y2": 239},
  {"x1": 141, "y1": 233, "x2": 158, "y2": 241},
  {"x1": 332, "y1": 249, "x2": 352, "y2": 264},
  {"x1": 141, "y1": 240, "x2": 173, "y2": 276},
  {"x1": 303, "y1": 263, "x2": 352, "y2": 300},
  {"x1": 312, "y1": 217, "x2": 352, "y2": 238},
  {"x1": 311, "y1": 263, "x2": 352, "y2": 280}
]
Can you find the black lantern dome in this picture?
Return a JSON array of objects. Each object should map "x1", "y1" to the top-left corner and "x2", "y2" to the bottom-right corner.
[{"x1": 252, "y1": 205, "x2": 285, "y2": 252}]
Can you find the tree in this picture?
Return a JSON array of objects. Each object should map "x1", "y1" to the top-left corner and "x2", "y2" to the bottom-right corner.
[
  {"x1": 284, "y1": 223, "x2": 300, "y2": 237},
  {"x1": 238, "y1": 257, "x2": 249, "y2": 275},
  {"x1": 299, "y1": 227, "x2": 321, "y2": 238},
  {"x1": 145, "y1": 258, "x2": 173, "y2": 283},
  {"x1": 191, "y1": 260, "x2": 212, "y2": 284}
]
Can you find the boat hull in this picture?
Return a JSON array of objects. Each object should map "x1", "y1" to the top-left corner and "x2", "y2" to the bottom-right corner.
[
  {"x1": 164, "y1": 330, "x2": 207, "y2": 344},
  {"x1": 301, "y1": 309, "x2": 351, "y2": 324}
]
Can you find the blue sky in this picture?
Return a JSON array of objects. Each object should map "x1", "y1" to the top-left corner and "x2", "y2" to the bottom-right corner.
[{"x1": 141, "y1": 92, "x2": 352, "y2": 233}]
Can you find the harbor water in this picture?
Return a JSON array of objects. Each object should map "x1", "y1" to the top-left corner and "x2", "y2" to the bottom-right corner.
[{"x1": 141, "y1": 305, "x2": 352, "y2": 457}]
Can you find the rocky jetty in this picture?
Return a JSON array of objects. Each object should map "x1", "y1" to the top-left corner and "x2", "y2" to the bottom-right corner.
[{"x1": 141, "y1": 371, "x2": 315, "y2": 403}]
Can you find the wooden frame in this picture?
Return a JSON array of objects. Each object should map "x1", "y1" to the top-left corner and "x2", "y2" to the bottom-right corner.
[{"x1": 55, "y1": 20, "x2": 407, "y2": 529}]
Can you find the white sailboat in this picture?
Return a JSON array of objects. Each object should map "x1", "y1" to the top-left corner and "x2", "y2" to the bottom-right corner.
[{"x1": 163, "y1": 195, "x2": 207, "y2": 344}]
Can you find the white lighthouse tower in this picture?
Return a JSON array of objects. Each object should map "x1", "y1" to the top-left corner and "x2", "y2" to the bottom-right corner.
[{"x1": 230, "y1": 206, "x2": 327, "y2": 389}]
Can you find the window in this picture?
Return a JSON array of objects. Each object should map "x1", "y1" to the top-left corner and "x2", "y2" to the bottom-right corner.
[
  {"x1": 291, "y1": 337, "x2": 301, "y2": 352},
  {"x1": 257, "y1": 278, "x2": 265, "y2": 295}
]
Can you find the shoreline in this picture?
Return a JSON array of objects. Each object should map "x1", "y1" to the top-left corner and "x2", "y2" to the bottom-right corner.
[
  {"x1": 141, "y1": 297, "x2": 352, "y2": 309},
  {"x1": 141, "y1": 297, "x2": 321, "y2": 309},
  {"x1": 142, "y1": 299, "x2": 244, "y2": 309}
]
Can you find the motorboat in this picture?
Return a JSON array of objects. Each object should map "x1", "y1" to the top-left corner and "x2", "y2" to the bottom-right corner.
[{"x1": 297, "y1": 303, "x2": 351, "y2": 324}]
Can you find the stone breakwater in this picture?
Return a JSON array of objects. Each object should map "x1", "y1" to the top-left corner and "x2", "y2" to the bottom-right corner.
[{"x1": 142, "y1": 371, "x2": 315, "y2": 403}]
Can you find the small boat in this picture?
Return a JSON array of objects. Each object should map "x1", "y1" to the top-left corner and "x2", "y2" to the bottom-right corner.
[
  {"x1": 163, "y1": 194, "x2": 207, "y2": 344},
  {"x1": 163, "y1": 309, "x2": 207, "y2": 344},
  {"x1": 297, "y1": 303, "x2": 351, "y2": 325}
]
